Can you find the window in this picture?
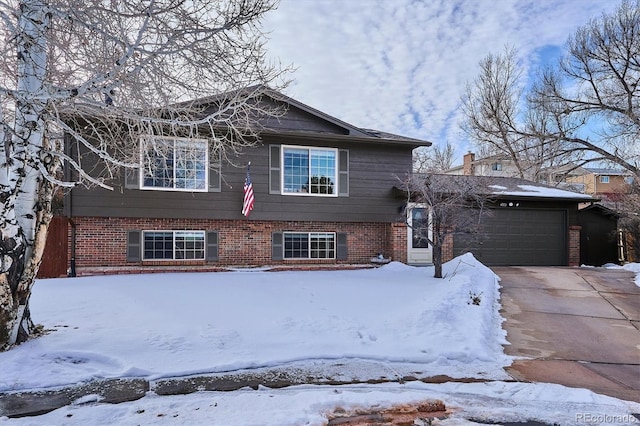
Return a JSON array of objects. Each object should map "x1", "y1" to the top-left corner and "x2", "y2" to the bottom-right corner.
[
  {"x1": 284, "y1": 232, "x2": 335, "y2": 259},
  {"x1": 143, "y1": 231, "x2": 205, "y2": 260},
  {"x1": 625, "y1": 176, "x2": 634, "y2": 185},
  {"x1": 599, "y1": 175, "x2": 610, "y2": 183},
  {"x1": 141, "y1": 137, "x2": 208, "y2": 191},
  {"x1": 411, "y1": 208, "x2": 430, "y2": 249},
  {"x1": 282, "y1": 146, "x2": 337, "y2": 196},
  {"x1": 491, "y1": 162, "x2": 503, "y2": 171}
]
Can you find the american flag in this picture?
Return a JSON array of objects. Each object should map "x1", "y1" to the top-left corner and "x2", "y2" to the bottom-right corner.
[{"x1": 242, "y1": 163, "x2": 254, "y2": 217}]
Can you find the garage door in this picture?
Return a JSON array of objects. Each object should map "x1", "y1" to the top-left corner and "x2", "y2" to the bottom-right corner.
[{"x1": 453, "y1": 209, "x2": 567, "y2": 266}]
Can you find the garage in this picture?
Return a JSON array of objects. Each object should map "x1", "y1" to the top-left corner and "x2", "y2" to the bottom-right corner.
[{"x1": 453, "y1": 208, "x2": 567, "y2": 266}]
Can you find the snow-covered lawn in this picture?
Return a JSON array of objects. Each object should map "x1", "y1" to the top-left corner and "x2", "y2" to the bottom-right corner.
[
  {"x1": 0, "y1": 253, "x2": 510, "y2": 392},
  {"x1": 1, "y1": 253, "x2": 639, "y2": 425}
]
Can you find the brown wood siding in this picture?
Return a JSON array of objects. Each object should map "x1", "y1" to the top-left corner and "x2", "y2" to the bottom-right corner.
[
  {"x1": 37, "y1": 217, "x2": 69, "y2": 278},
  {"x1": 67, "y1": 136, "x2": 412, "y2": 223}
]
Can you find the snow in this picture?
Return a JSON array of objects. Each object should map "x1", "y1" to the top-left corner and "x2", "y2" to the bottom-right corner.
[
  {"x1": 4, "y1": 382, "x2": 640, "y2": 426},
  {"x1": 492, "y1": 184, "x2": 593, "y2": 199},
  {"x1": 607, "y1": 262, "x2": 640, "y2": 287},
  {"x1": 1, "y1": 254, "x2": 639, "y2": 425}
]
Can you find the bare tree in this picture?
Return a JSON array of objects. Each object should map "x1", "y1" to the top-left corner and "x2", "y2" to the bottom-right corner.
[
  {"x1": 0, "y1": 0, "x2": 288, "y2": 349},
  {"x1": 461, "y1": 48, "x2": 577, "y2": 181},
  {"x1": 413, "y1": 142, "x2": 455, "y2": 173},
  {"x1": 462, "y1": 0, "x2": 640, "y2": 181},
  {"x1": 403, "y1": 174, "x2": 489, "y2": 278}
]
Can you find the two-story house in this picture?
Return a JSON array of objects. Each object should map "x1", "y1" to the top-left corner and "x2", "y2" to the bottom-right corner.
[
  {"x1": 445, "y1": 152, "x2": 521, "y2": 177},
  {"x1": 36, "y1": 89, "x2": 597, "y2": 277},
  {"x1": 60, "y1": 89, "x2": 432, "y2": 275},
  {"x1": 564, "y1": 166, "x2": 633, "y2": 198}
]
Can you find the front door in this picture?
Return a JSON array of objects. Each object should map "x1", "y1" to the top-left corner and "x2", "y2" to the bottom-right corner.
[{"x1": 407, "y1": 205, "x2": 433, "y2": 265}]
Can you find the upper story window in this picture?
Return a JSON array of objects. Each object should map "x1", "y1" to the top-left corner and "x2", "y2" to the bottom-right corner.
[
  {"x1": 491, "y1": 162, "x2": 503, "y2": 171},
  {"x1": 599, "y1": 175, "x2": 610, "y2": 184},
  {"x1": 625, "y1": 176, "x2": 634, "y2": 185},
  {"x1": 141, "y1": 137, "x2": 208, "y2": 192},
  {"x1": 282, "y1": 146, "x2": 337, "y2": 196}
]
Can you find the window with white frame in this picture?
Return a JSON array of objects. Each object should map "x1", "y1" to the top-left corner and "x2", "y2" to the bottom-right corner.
[
  {"x1": 283, "y1": 232, "x2": 336, "y2": 259},
  {"x1": 143, "y1": 231, "x2": 205, "y2": 260},
  {"x1": 599, "y1": 175, "x2": 610, "y2": 183},
  {"x1": 141, "y1": 137, "x2": 208, "y2": 191},
  {"x1": 282, "y1": 146, "x2": 337, "y2": 195},
  {"x1": 491, "y1": 162, "x2": 502, "y2": 171}
]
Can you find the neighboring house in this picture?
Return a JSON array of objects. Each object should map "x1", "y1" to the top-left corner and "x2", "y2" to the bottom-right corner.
[
  {"x1": 54, "y1": 88, "x2": 432, "y2": 275},
  {"x1": 564, "y1": 167, "x2": 633, "y2": 197},
  {"x1": 445, "y1": 152, "x2": 521, "y2": 177},
  {"x1": 402, "y1": 175, "x2": 595, "y2": 267}
]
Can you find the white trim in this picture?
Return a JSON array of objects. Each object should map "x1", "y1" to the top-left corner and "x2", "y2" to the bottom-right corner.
[
  {"x1": 280, "y1": 145, "x2": 339, "y2": 197},
  {"x1": 406, "y1": 203, "x2": 433, "y2": 265},
  {"x1": 142, "y1": 230, "x2": 206, "y2": 261},
  {"x1": 139, "y1": 136, "x2": 209, "y2": 192},
  {"x1": 283, "y1": 231, "x2": 337, "y2": 259}
]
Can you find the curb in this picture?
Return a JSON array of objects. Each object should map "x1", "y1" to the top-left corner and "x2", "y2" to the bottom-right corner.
[{"x1": 0, "y1": 365, "x2": 493, "y2": 418}]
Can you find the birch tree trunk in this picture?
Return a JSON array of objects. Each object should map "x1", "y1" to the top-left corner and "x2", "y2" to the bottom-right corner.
[{"x1": 0, "y1": 0, "x2": 52, "y2": 348}]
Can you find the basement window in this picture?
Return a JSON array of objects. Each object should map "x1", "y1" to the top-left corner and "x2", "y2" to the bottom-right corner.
[
  {"x1": 283, "y1": 232, "x2": 336, "y2": 259},
  {"x1": 143, "y1": 231, "x2": 205, "y2": 260}
]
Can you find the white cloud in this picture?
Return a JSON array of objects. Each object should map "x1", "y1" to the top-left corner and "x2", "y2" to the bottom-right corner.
[{"x1": 263, "y1": 0, "x2": 620, "y2": 161}]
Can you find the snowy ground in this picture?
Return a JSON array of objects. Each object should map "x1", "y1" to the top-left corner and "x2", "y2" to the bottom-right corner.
[{"x1": 1, "y1": 254, "x2": 639, "y2": 425}]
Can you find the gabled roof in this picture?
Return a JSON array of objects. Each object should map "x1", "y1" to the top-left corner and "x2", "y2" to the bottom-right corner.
[
  {"x1": 579, "y1": 203, "x2": 621, "y2": 218},
  {"x1": 187, "y1": 85, "x2": 432, "y2": 148},
  {"x1": 582, "y1": 167, "x2": 629, "y2": 176},
  {"x1": 261, "y1": 88, "x2": 372, "y2": 138},
  {"x1": 261, "y1": 88, "x2": 431, "y2": 147}
]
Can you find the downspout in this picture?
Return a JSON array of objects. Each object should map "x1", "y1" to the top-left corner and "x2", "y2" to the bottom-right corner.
[{"x1": 64, "y1": 132, "x2": 77, "y2": 277}]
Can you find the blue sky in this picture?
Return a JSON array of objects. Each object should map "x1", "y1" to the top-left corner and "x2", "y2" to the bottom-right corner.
[{"x1": 263, "y1": 0, "x2": 620, "y2": 164}]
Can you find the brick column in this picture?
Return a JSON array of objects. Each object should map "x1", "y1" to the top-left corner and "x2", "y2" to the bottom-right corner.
[
  {"x1": 568, "y1": 225, "x2": 581, "y2": 266},
  {"x1": 442, "y1": 234, "x2": 454, "y2": 263},
  {"x1": 388, "y1": 222, "x2": 407, "y2": 263}
]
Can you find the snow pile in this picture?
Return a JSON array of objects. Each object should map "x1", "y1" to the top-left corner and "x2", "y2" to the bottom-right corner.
[
  {"x1": 0, "y1": 253, "x2": 509, "y2": 392},
  {"x1": 606, "y1": 263, "x2": 640, "y2": 287},
  {"x1": 622, "y1": 263, "x2": 640, "y2": 287}
]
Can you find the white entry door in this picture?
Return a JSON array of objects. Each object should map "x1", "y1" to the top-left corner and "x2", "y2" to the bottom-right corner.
[{"x1": 407, "y1": 205, "x2": 433, "y2": 265}]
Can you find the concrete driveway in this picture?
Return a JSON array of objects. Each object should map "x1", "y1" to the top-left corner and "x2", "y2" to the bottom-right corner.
[{"x1": 493, "y1": 266, "x2": 640, "y2": 403}]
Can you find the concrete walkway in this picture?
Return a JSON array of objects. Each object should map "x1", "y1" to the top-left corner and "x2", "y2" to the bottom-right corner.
[{"x1": 493, "y1": 266, "x2": 640, "y2": 403}]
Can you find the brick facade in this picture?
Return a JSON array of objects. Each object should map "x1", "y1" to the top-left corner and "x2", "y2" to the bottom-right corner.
[
  {"x1": 568, "y1": 225, "x2": 582, "y2": 266},
  {"x1": 71, "y1": 217, "x2": 408, "y2": 274},
  {"x1": 387, "y1": 223, "x2": 408, "y2": 264}
]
